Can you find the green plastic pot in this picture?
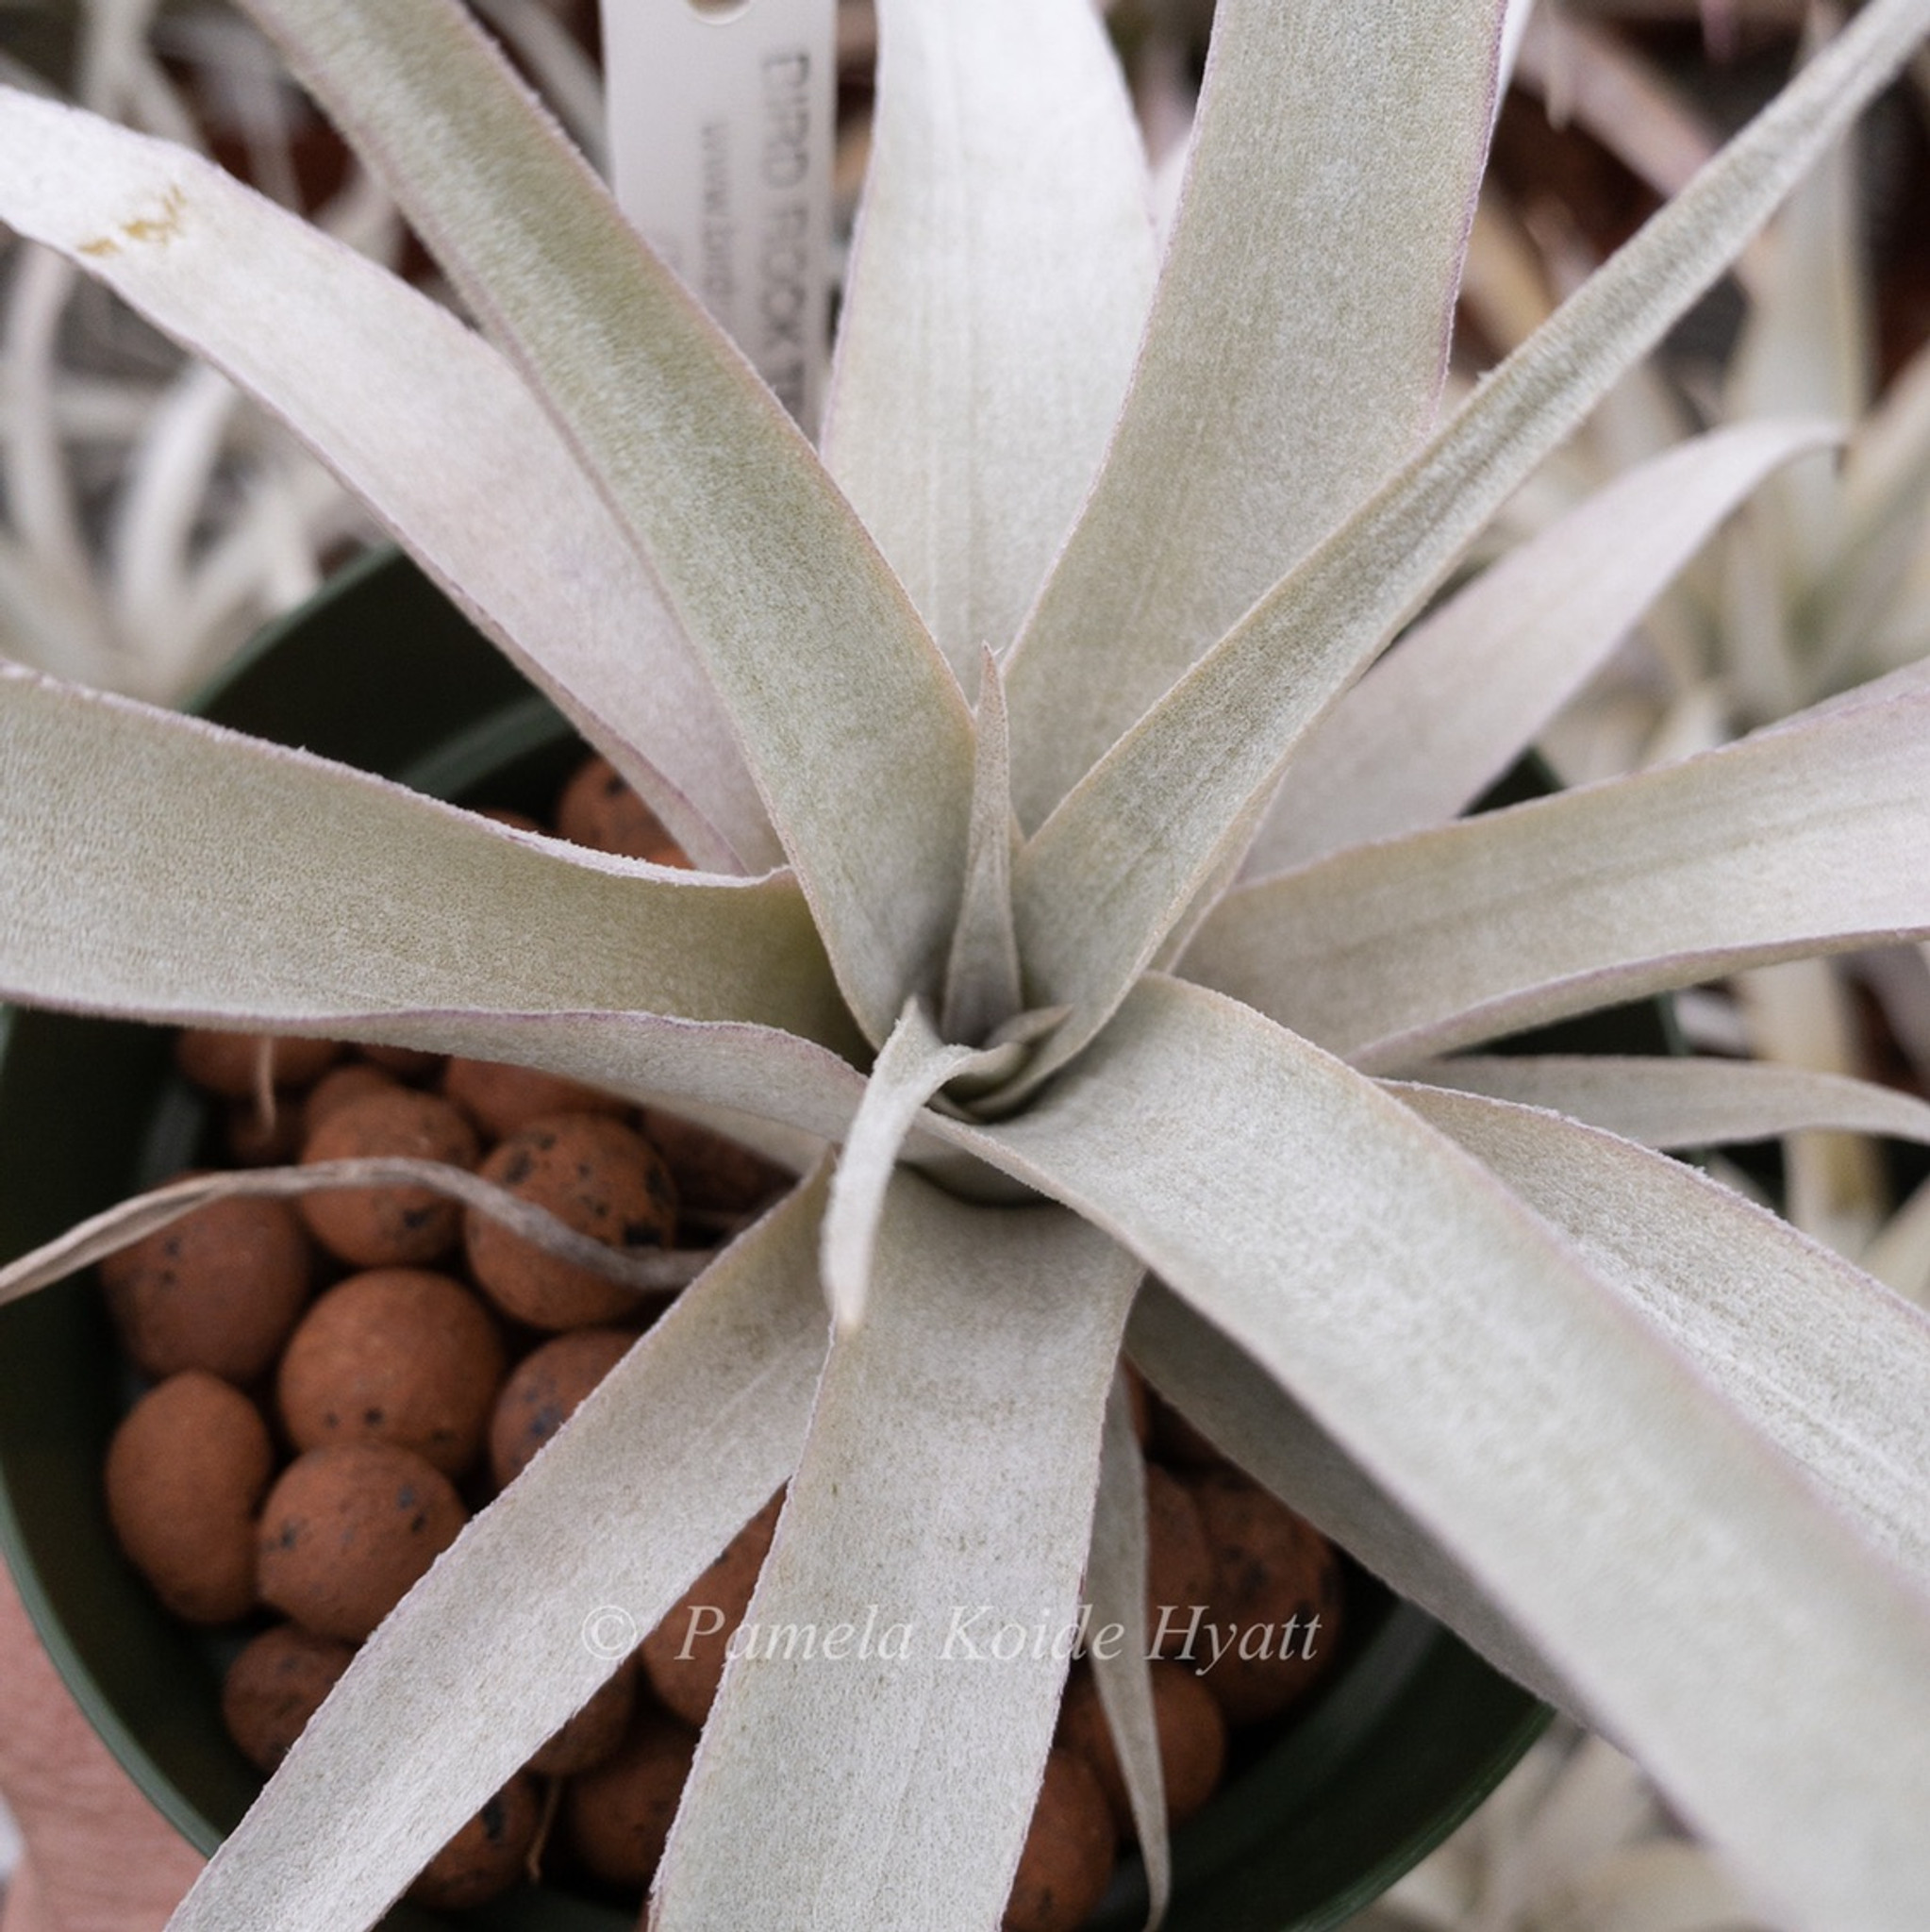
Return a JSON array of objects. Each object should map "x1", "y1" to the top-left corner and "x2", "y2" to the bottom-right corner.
[{"x1": 0, "y1": 548, "x2": 1566, "y2": 1930}]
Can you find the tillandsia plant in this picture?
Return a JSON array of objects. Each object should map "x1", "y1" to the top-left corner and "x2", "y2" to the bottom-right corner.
[
  {"x1": 1453, "y1": 8, "x2": 1930, "y2": 1274},
  {"x1": 3, "y1": 0, "x2": 1930, "y2": 1927},
  {"x1": 0, "y1": 0, "x2": 384, "y2": 701}
]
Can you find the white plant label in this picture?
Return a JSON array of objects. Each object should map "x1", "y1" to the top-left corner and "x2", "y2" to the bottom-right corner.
[{"x1": 600, "y1": 0, "x2": 837, "y2": 435}]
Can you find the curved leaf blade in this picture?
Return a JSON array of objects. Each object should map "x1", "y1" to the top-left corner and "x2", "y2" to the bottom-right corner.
[
  {"x1": 937, "y1": 975, "x2": 1930, "y2": 1930},
  {"x1": 1085, "y1": 1373, "x2": 1172, "y2": 1927},
  {"x1": 1244, "y1": 419, "x2": 1838, "y2": 877},
  {"x1": 1004, "y1": 0, "x2": 1506, "y2": 825},
  {"x1": 0, "y1": 86, "x2": 770, "y2": 874},
  {"x1": 1184, "y1": 685, "x2": 1930, "y2": 1068},
  {"x1": 652, "y1": 1175, "x2": 1139, "y2": 1931},
  {"x1": 1408, "y1": 1054, "x2": 1930, "y2": 1150},
  {"x1": 1398, "y1": 1081, "x2": 1930, "y2": 1588},
  {"x1": 0, "y1": 666, "x2": 861, "y2": 1058},
  {"x1": 0, "y1": 1158, "x2": 717, "y2": 1308},
  {"x1": 168, "y1": 1169, "x2": 832, "y2": 1932},
  {"x1": 821, "y1": 997, "x2": 1023, "y2": 1331},
  {"x1": 1008, "y1": 0, "x2": 1930, "y2": 1085},
  {"x1": 238, "y1": 0, "x2": 974, "y2": 1041},
  {"x1": 822, "y1": 0, "x2": 1156, "y2": 677},
  {"x1": 1125, "y1": 1280, "x2": 1585, "y2": 1722}
]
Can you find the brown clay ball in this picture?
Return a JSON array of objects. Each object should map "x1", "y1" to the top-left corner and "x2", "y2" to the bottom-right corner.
[
  {"x1": 175, "y1": 1028, "x2": 341, "y2": 1099},
  {"x1": 258, "y1": 1442, "x2": 466, "y2": 1641},
  {"x1": 442, "y1": 1056, "x2": 628, "y2": 1141},
  {"x1": 1003, "y1": 1748, "x2": 1118, "y2": 1932},
  {"x1": 564, "y1": 1707, "x2": 698, "y2": 1889},
  {"x1": 528, "y1": 1660, "x2": 639, "y2": 1776},
  {"x1": 464, "y1": 1114, "x2": 677, "y2": 1331},
  {"x1": 638, "y1": 1108, "x2": 790, "y2": 1219},
  {"x1": 1187, "y1": 1470, "x2": 1344, "y2": 1726},
  {"x1": 488, "y1": 1326, "x2": 635, "y2": 1491},
  {"x1": 300, "y1": 1063, "x2": 398, "y2": 1141},
  {"x1": 1144, "y1": 1466, "x2": 1217, "y2": 1659},
  {"x1": 641, "y1": 1492, "x2": 781, "y2": 1726},
  {"x1": 100, "y1": 1192, "x2": 311, "y2": 1384},
  {"x1": 555, "y1": 755, "x2": 689, "y2": 866},
  {"x1": 1057, "y1": 1662, "x2": 1228, "y2": 1832},
  {"x1": 297, "y1": 1087, "x2": 480, "y2": 1268},
  {"x1": 221, "y1": 1624, "x2": 357, "y2": 1772},
  {"x1": 105, "y1": 1372, "x2": 273, "y2": 1624},
  {"x1": 408, "y1": 1772, "x2": 542, "y2": 1911},
  {"x1": 278, "y1": 1268, "x2": 507, "y2": 1476}
]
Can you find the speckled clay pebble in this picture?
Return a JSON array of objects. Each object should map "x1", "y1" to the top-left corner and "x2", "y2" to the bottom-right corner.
[
  {"x1": 464, "y1": 1113, "x2": 676, "y2": 1331},
  {"x1": 278, "y1": 1268, "x2": 507, "y2": 1475},
  {"x1": 258, "y1": 1442, "x2": 466, "y2": 1641},
  {"x1": 529, "y1": 1660, "x2": 639, "y2": 1776},
  {"x1": 101, "y1": 1191, "x2": 311, "y2": 1384},
  {"x1": 408, "y1": 1772, "x2": 542, "y2": 1911},
  {"x1": 442, "y1": 1056, "x2": 627, "y2": 1141},
  {"x1": 175, "y1": 1028, "x2": 341, "y2": 1099},
  {"x1": 221, "y1": 1624, "x2": 356, "y2": 1772},
  {"x1": 488, "y1": 1326, "x2": 634, "y2": 1491},
  {"x1": 638, "y1": 1108, "x2": 789, "y2": 1218},
  {"x1": 1144, "y1": 1467, "x2": 1217, "y2": 1658},
  {"x1": 1003, "y1": 1747, "x2": 1118, "y2": 1932},
  {"x1": 1057, "y1": 1661, "x2": 1227, "y2": 1831},
  {"x1": 555, "y1": 755, "x2": 689, "y2": 865},
  {"x1": 1187, "y1": 1469, "x2": 1344, "y2": 1727},
  {"x1": 563, "y1": 1707, "x2": 698, "y2": 1888},
  {"x1": 297, "y1": 1087, "x2": 480, "y2": 1267},
  {"x1": 641, "y1": 1493, "x2": 781, "y2": 1726},
  {"x1": 300, "y1": 1064, "x2": 398, "y2": 1140},
  {"x1": 105, "y1": 1372, "x2": 273, "y2": 1624}
]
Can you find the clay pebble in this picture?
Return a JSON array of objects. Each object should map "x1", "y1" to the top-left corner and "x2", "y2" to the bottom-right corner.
[
  {"x1": 442, "y1": 1057, "x2": 628, "y2": 1141},
  {"x1": 464, "y1": 1113, "x2": 676, "y2": 1331},
  {"x1": 175, "y1": 1028, "x2": 341, "y2": 1099},
  {"x1": 101, "y1": 1191, "x2": 311, "y2": 1384},
  {"x1": 1187, "y1": 1469, "x2": 1344, "y2": 1726},
  {"x1": 1057, "y1": 1661, "x2": 1228, "y2": 1832},
  {"x1": 529, "y1": 1661, "x2": 640, "y2": 1777},
  {"x1": 105, "y1": 1371, "x2": 273, "y2": 1624},
  {"x1": 640, "y1": 1492, "x2": 781, "y2": 1726},
  {"x1": 563, "y1": 1707, "x2": 698, "y2": 1889},
  {"x1": 1144, "y1": 1466, "x2": 1217, "y2": 1659},
  {"x1": 300, "y1": 1063, "x2": 398, "y2": 1141},
  {"x1": 278, "y1": 1267, "x2": 507, "y2": 1476},
  {"x1": 258, "y1": 1441, "x2": 466, "y2": 1641},
  {"x1": 298, "y1": 1087, "x2": 480, "y2": 1267},
  {"x1": 555, "y1": 756, "x2": 688, "y2": 866},
  {"x1": 408, "y1": 1772, "x2": 543, "y2": 1911},
  {"x1": 1003, "y1": 1747, "x2": 1118, "y2": 1932},
  {"x1": 221, "y1": 1623, "x2": 357, "y2": 1772},
  {"x1": 488, "y1": 1326, "x2": 634, "y2": 1491},
  {"x1": 637, "y1": 1108, "x2": 789, "y2": 1220}
]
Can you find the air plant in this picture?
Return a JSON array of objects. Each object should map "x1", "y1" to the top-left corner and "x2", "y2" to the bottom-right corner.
[
  {"x1": 1459, "y1": 7, "x2": 1930, "y2": 1276},
  {"x1": 0, "y1": 0, "x2": 390, "y2": 702},
  {"x1": 1, "y1": 1, "x2": 1930, "y2": 1929}
]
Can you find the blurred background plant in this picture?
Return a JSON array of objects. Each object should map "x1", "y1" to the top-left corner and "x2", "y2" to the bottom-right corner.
[{"x1": 0, "y1": 2, "x2": 1923, "y2": 1928}]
